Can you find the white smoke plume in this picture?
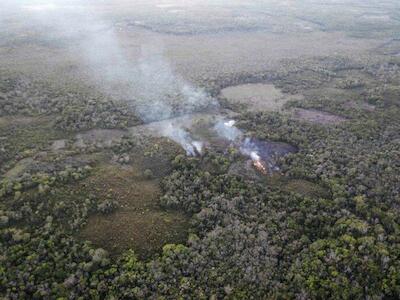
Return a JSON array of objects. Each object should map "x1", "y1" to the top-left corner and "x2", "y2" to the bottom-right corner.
[
  {"x1": 214, "y1": 119, "x2": 268, "y2": 172},
  {"x1": 1, "y1": 0, "x2": 216, "y2": 153},
  {"x1": 240, "y1": 137, "x2": 268, "y2": 174},
  {"x1": 162, "y1": 124, "x2": 203, "y2": 156},
  {"x1": 214, "y1": 119, "x2": 243, "y2": 142},
  {"x1": 239, "y1": 137, "x2": 260, "y2": 159}
]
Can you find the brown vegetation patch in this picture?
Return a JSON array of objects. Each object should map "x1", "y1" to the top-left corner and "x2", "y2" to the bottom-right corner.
[
  {"x1": 284, "y1": 179, "x2": 330, "y2": 199},
  {"x1": 3, "y1": 157, "x2": 34, "y2": 179},
  {"x1": 344, "y1": 101, "x2": 376, "y2": 112},
  {"x1": 82, "y1": 165, "x2": 160, "y2": 209},
  {"x1": 78, "y1": 164, "x2": 189, "y2": 258},
  {"x1": 221, "y1": 83, "x2": 303, "y2": 112},
  {"x1": 0, "y1": 115, "x2": 42, "y2": 128},
  {"x1": 292, "y1": 108, "x2": 347, "y2": 125},
  {"x1": 74, "y1": 129, "x2": 126, "y2": 148},
  {"x1": 80, "y1": 210, "x2": 188, "y2": 259}
]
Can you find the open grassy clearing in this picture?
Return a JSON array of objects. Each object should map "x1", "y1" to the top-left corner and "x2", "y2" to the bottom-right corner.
[
  {"x1": 220, "y1": 83, "x2": 303, "y2": 112},
  {"x1": 77, "y1": 164, "x2": 189, "y2": 258}
]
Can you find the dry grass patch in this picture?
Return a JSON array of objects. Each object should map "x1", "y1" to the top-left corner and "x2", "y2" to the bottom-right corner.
[
  {"x1": 291, "y1": 108, "x2": 347, "y2": 125},
  {"x1": 78, "y1": 164, "x2": 189, "y2": 258},
  {"x1": 221, "y1": 83, "x2": 303, "y2": 112}
]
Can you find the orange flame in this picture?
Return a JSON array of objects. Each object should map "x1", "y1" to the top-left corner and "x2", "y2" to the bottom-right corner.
[{"x1": 253, "y1": 159, "x2": 268, "y2": 175}]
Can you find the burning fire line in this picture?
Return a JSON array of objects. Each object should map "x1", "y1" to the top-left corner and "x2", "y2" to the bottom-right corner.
[
  {"x1": 170, "y1": 118, "x2": 270, "y2": 174},
  {"x1": 250, "y1": 151, "x2": 268, "y2": 175},
  {"x1": 221, "y1": 119, "x2": 269, "y2": 175}
]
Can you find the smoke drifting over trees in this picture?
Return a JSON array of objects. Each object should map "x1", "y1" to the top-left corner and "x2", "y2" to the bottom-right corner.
[{"x1": 2, "y1": 0, "x2": 216, "y2": 143}]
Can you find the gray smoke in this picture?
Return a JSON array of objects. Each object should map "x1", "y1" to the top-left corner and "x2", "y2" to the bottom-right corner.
[
  {"x1": 214, "y1": 119, "x2": 243, "y2": 141},
  {"x1": 214, "y1": 119, "x2": 264, "y2": 163},
  {"x1": 2, "y1": 0, "x2": 216, "y2": 153},
  {"x1": 162, "y1": 124, "x2": 203, "y2": 156},
  {"x1": 240, "y1": 137, "x2": 261, "y2": 161}
]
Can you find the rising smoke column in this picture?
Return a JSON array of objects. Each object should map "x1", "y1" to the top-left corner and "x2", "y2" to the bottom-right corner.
[
  {"x1": 214, "y1": 119, "x2": 268, "y2": 174},
  {"x1": 162, "y1": 124, "x2": 203, "y2": 156},
  {"x1": 8, "y1": 0, "x2": 216, "y2": 155}
]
